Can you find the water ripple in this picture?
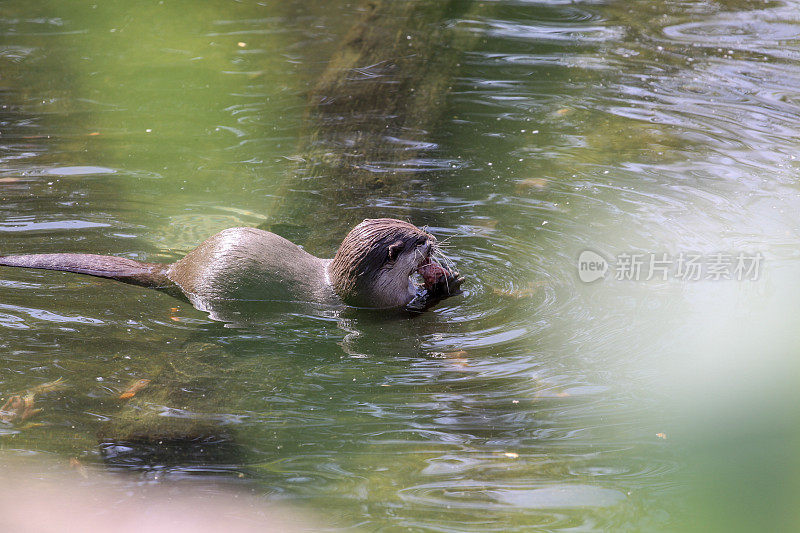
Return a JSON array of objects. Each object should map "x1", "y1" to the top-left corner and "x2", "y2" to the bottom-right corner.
[{"x1": 399, "y1": 481, "x2": 626, "y2": 510}]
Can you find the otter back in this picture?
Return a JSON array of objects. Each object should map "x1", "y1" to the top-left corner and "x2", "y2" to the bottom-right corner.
[{"x1": 165, "y1": 227, "x2": 336, "y2": 305}]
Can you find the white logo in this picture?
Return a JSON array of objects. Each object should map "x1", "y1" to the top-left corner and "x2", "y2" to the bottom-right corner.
[{"x1": 577, "y1": 250, "x2": 608, "y2": 283}]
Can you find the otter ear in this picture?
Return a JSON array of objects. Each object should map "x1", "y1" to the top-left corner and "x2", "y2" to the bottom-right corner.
[{"x1": 388, "y1": 241, "x2": 404, "y2": 262}]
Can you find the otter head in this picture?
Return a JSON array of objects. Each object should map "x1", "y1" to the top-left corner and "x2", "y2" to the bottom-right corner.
[{"x1": 329, "y1": 218, "x2": 436, "y2": 308}]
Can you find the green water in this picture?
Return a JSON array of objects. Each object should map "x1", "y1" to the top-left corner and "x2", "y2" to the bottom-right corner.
[{"x1": 1, "y1": 0, "x2": 799, "y2": 530}]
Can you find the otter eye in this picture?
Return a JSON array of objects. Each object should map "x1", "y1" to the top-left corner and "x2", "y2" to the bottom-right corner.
[{"x1": 415, "y1": 236, "x2": 427, "y2": 246}]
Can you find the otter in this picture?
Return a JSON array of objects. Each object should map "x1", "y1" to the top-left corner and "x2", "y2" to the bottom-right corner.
[{"x1": 0, "y1": 218, "x2": 463, "y2": 312}]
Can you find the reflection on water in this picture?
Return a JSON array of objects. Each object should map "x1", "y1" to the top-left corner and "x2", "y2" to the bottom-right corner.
[{"x1": 1, "y1": 0, "x2": 799, "y2": 531}]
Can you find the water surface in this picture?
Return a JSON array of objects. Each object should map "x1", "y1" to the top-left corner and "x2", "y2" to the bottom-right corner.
[{"x1": 1, "y1": 1, "x2": 799, "y2": 531}]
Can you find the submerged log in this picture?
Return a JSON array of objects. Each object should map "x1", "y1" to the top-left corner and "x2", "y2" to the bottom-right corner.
[
  {"x1": 97, "y1": 342, "x2": 244, "y2": 467},
  {"x1": 269, "y1": 0, "x2": 483, "y2": 246}
]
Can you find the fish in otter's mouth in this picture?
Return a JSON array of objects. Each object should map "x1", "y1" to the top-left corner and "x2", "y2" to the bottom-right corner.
[{"x1": 406, "y1": 244, "x2": 465, "y2": 311}]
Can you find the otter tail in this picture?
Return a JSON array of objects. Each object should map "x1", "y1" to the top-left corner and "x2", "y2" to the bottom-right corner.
[{"x1": 0, "y1": 253, "x2": 173, "y2": 289}]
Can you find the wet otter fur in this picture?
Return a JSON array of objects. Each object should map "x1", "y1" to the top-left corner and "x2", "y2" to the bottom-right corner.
[{"x1": 0, "y1": 218, "x2": 463, "y2": 311}]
